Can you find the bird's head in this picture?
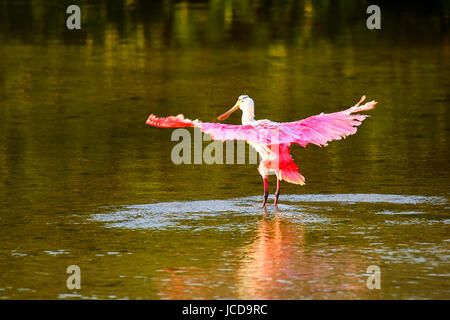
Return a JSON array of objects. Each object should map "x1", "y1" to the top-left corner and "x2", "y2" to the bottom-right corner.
[{"x1": 217, "y1": 95, "x2": 254, "y2": 121}]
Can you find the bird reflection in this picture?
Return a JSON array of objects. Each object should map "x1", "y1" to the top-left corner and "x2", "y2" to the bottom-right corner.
[
  {"x1": 235, "y1": 213, "x2": 304, "y2": 299},
  {"x1": 155, "y1": 210, "x2": 373, "y2": 299}
]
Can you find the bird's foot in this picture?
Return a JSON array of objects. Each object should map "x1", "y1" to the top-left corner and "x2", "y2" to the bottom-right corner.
[{"x1": 274, "y1": 196, "x2": 279, "y2": 207}]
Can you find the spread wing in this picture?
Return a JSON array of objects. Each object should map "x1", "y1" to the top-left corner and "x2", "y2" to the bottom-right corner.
[{"x1": 146, "y1": 96, "x2": 377, "y2": 147}]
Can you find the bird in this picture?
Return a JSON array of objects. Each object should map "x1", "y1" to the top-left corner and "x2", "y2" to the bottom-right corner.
[{"x1": 146, "y1": 95, "x2": 377, "y2": 208}]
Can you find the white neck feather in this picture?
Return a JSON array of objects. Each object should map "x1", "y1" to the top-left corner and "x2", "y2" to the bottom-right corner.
[
  {"x1": 242, "y1": 111, "x2": 255, "y2": 125},
  {"x1": 240, "y1": 99, "x2": 255, "y2": 125}
]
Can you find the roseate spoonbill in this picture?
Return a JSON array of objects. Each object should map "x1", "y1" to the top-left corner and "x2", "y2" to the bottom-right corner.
[{"x1": 146, "y1": 95, "x2": 377, "y2": 207}]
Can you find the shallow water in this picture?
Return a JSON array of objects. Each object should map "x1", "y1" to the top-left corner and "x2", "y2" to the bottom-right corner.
[{"x1": 0, "y1": 1, "x2": 449, "y2": 299}]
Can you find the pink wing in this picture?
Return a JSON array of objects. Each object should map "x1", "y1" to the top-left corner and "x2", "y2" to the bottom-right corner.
[
  {"x1": 277, "y1": 96, "x2": 377, "y2": 147},
  {"x1": 146, "y1": 96, "x2": 377, "y2": 147}
]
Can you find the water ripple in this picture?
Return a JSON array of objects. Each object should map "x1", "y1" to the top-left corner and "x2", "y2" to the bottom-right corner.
[{"x1": 91, "y1": 193, "x2": 448, "y2": 230}]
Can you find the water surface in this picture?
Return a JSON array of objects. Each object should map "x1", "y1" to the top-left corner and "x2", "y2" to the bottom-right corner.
[{"x1": 0, "y1": 0, "x2": 449, "y2": 299}]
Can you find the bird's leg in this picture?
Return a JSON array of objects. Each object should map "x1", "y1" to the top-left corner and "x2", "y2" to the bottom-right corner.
[
  {"x1": 260, "y1": 176, "x2": 268, "y2": 208},
  {"x1": 274, "y1": 179, "x2": 281, "y2": 206}
]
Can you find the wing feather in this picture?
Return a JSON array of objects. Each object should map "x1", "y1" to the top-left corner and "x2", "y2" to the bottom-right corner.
[{"x1": 146, "y1": 96, "x2": 377, "y2": 148}]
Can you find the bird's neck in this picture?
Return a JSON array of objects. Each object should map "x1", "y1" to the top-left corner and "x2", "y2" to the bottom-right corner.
[{"x1": 241, "y1": 109, "x2": 255, "y2": 125}]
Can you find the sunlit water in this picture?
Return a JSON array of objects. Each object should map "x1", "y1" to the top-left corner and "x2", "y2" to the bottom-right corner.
[
  {"x1": 0, "y1": 1, "x2": 449, "y2": 299},
  {"x1": 89, "y1": 194, "x2": 450, "y2": 299}
]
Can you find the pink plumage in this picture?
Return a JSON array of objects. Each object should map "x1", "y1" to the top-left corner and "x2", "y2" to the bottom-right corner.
[{"x1": 146, "y1": 95, "x2": 377, "y2": 207}]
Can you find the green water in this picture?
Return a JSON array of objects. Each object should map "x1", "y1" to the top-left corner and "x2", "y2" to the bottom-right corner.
[{"x1": 0, "y1": 0, "x2": 449, "y2": 299}]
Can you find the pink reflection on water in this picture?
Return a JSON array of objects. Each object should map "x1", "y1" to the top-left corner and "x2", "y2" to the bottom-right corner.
[{"x1": 155, "y1": 214, "x2": 379, "y2": 299}]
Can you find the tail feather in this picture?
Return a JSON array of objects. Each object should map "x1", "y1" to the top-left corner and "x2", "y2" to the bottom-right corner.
[
  {"x1": 274, "y1": 144, "x2": 306, "y2": 185},
  {"x1": 279, "y1": 169, "x2": 305, "y2": 185}
]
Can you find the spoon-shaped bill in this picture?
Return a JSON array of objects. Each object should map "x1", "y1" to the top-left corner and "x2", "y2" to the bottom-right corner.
[{"x1": 217, "y1": 101, "x2": 240, "y2": 121}]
